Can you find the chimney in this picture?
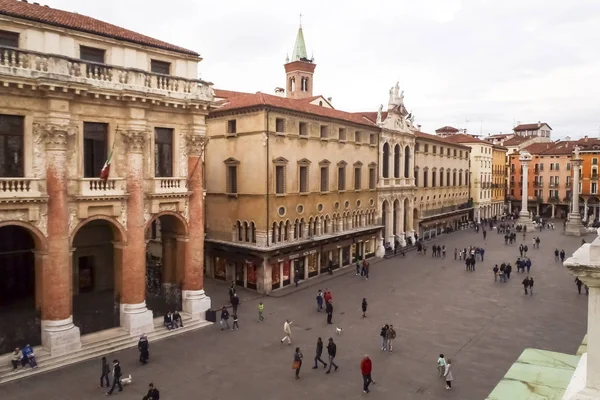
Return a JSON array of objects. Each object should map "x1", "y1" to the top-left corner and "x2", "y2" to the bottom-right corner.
[
  {"x1": 584, "y1": 136, "x2": 588, "y2": 142},
  {"x1": 274, "y1": 87, "x2": 285, "y2": 97},
  {"x1": 417, "y1": 124, "x2": 422, "y2": 131},
  {"x1": 327, "y1": 97, "x2": 332, "y2": 103},
  {"x1": 538, "y1": 121, "x2": 541, "y2": 128}
]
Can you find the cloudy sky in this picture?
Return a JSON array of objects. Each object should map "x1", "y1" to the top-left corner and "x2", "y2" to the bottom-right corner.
[{"x1": 46, "y1": 0, "x2": 600, "y2": 138}]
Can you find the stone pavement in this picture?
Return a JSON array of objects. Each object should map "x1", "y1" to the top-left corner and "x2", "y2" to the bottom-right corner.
[{"x1": 0, "y1": 227, "x2": 588, "y2": 400}]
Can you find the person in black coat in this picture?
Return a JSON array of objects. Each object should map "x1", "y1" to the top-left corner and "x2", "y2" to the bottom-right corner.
[
  {"x1": 106, "y1": 359, "x2": 123, "y2": 395},
  {"x1": 142, "y1": 383, "x2": 160, "y2": 400},
  {"x1": 313, "y1": 337, "x2": 327, "y2": 369},
  {"x1": 138, "y1": 334, "x2": 149, "y2": 364},
  {"x1": 231, "y1": 294, "x2": 240, "y2": 315},
  {"x1": 99, "y1": 356, "x2": 110, "y2": 388},
  {"x1": 362, "y1": 298, "x2": 368, "y2": 318},
  {"x1": 325, "y1": 338, "x2": 338, "y2": 374},
  {"x1": 325, "y1": 301, "x2": 333, "y2": 324}
]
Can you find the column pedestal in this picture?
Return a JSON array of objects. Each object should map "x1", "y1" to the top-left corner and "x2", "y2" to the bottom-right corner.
[
  {"x1": 397, "y1": 233, "x2": 407, "y2": 247},
  {"x1": 518, "y1": 210, "x2": 535, "y2": 231},
  {"x1": 376, "y1": 237, "x2": 385, "y2": 258},
  {"x1": 566, "y1": 213, "x2": 588, "y2": 236},
  {"x1": 120, "y1": 302, "x2": 154, "y2": 337},
  {"x1": 41, "y1": 316, "x2": 81, "y2": 356},
  {"x1": 182, "y1": 289, "x2": 211, "y2": 321}
]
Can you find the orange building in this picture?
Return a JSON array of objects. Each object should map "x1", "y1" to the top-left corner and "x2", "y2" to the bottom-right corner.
[{"x1": 577, "y1": 137, "x2": 600, "y2": 222}]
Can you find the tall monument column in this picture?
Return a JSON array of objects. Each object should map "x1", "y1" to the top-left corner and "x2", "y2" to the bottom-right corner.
[
  {"x1": 120, "y1": 129, "x2": 154, "y2": 336},
  {"x1": 183, "y1": 133, "x2": 211, "y2": 320},
  {"x1": 38, "y1": 123, "x2": 81, "y2": 355},
  {"x1": 518, "y1": 150, "x2": 534, "y2": 231},
  {"x1": 566, "y1": 147, "x2": 587, "y2": 236},
  {"x1": 563, "y1": 231, "x2": 600, "y2": 399}
]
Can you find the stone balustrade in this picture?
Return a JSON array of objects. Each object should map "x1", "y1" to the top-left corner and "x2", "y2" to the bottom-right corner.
[
  {"x1": 0, "y1": 178, "x2": 40, "y2": 198},
  {"x1": 0, "y1": 46, "x2": 214, "y2": 102},
  {"x1": 75, "y1": 178, "x2": 125, "y2": 197},
  {"x1": 148, "y1": 178, "x2": 188, "y2": 194}
]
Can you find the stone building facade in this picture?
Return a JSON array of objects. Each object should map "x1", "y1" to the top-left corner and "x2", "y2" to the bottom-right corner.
[
  {"x1": 203, "y1": 26, "x2": 381, "y2": 293},
  {"x1": 0, "y1": 2, "x2": 213, "y2": 356},
  {"x1": 413, "y1": 131, "x2": 472, "y2": 239},
  {"x1": 491, "y1": 144, "x2": 508, "y2": 216}
]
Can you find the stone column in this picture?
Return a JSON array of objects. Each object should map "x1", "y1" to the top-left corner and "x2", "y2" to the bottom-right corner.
[
  {"x1": 584, "y1": 199, "x2": 589, "y2": 222},
  {"x1": 36, "y1": 123, "x2": 81, "y2": 355},
  {"x1": 563, "y1": 233, "x2": 600, "y2": 399},
  {"x1": 566, "y1": 155, "x2": 586, "y2": 236},
  {"x1": 552, "y1": 204, "x2": 556, "y2": 218},
  {"x1": 518, "y1": 151, "x2": 535, "y2": 230},
  {"x1": 182, "y1": 134, "x2": 211, "y2": 320},
  {"x1": 386, "y1": 205, "x2": 394, "y2": 248},
  {"x1": 120, "y1": 129, "x2": 154, "y2": 335}
]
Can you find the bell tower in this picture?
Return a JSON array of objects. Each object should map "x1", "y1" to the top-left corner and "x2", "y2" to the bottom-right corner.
[{"x1": 284, "y1": 19, "x2": 316, "y2": 99}]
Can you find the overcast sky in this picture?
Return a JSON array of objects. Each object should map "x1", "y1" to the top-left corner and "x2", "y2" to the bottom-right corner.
[{"x1": 47, "y1": 0, "x2": 600, "y2": 139}]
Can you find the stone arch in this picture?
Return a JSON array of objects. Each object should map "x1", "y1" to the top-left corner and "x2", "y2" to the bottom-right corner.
[
  {"x1": 70, "y1": 215, "x2": 126, "y2": 248},
  {"x1": 0, "y1": 220, "x2": 47, "y2": 251},
  {"x1": 145, "y1": 211, "x2": 188, "y2": 236},
  {"x1": 382, "y1": 142, "x2": 390, "y2": 178},
  {"x1": 243, "y1": 221, "x2": 250, "y2": 242},
  {"x1": 394, "y1": 144, "x2": 401, "y2": 178},
  {"x1": 249, "y1": 221, "x2": 257, "y2": 243},
  {"x1": 284, "y1": 219, "x2": 290, "y2": 241}
]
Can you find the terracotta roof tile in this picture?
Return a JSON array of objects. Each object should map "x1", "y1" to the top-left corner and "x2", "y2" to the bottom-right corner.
[
  {"x1": 514, "y1": 122, "x2": 552, "y2": 131},
  {"x1": 354, "y1": 111, "x2": 388, "y2": 124},
  {"x1": 435, "y1": 125, "x2": 459, "y2": 133},
  {"x1": 502, "y1": 136, "x2": 531, "y2": 146},
  {"x1": 214, "y1": 89, "x2": 253, "y2": 99},
  {"x1": 522, "y1": 142, "x2": 557, "y2": 154},
  {"x1": 443, "y1": 133, "x2": 489, "y2": 145},
  {"x1": 414, "y1": 131, "x2": 471, "y2": 150},
  {"x1": 0, "y1": 0, "x2": 198, "y2": 55},
  {"x1": 210, "y1": 91, "x2": 377, "y2": 128}
]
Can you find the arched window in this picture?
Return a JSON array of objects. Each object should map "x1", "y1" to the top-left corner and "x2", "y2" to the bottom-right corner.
[
  {"x1": 272, "y1": 222, "x2": 277, "y2": 244},
  {"x1": 251, "y1": 222, "x2": 256, "y2": 243},
  {"x1": 432, "y1": 168, "x2": 437, "y2": 187},
  {"x1": 243, "y1": 221, "x2": 249, "y2": 242},
  {"x1": 324, "y1": 215, "x2": 330, "y2": 234},
  {"x1": 404, "y1": 145, "x2": 411, "y2": 178},
  {"x1": 284, "y1": 220, "x2": 290, "y2": 241},
  {"x1": 278, "y1": 221, "x2": 283, "y2": 242},
  {"x1": 440, "y1": 168, "x2": 444, "y2": 187},
  {"x1": 290, "y1": 77, "x2": 295, "y2": 92},
  {"x1": 308, "y1": 217, "x2": 314, "y2": 237},
  {"x1": 237, "y1": 221, "x2": 242, "y2": 241},
  {"x1": 446, "y1": 169, "x2": 451, "y2": 187},
  {"x1": 294, "y1": 219, "x2": 299, "y2": 239},
  {"x1": 394, "y1": 144, "x2": 400, "y2": 178},
  {"x1": 382, "y1": 143, "x2": 390, "y2": 178},
  {"x1": 414, "y1": 167, "x2": 419, "y2": 187},
  {"x1": 423, "y1": 168, "x2": 429, "y2": 187},
  {"x1": 465, "y1": 170, "x2": 469, "y2": 186},
  {"x1": 299, "y1": 218, "x2": 305, "y2": 238},
  {"x1": 304, "y1": 77, "x2": 309, "y2": 91},
  {"x1": 459, "y1": 169, "x2": 463, "y2": 186},
  {"x1": 453, "y1": 169, "x2": 457, "y2": 186},
  {"x1": 313, "y1": 217, "x2": 318, "y2": 236}
]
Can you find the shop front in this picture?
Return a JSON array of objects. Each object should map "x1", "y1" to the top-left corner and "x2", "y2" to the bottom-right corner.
[
  {"x1": 418, "y1": 211, "x2": 471, "y2": 240},
  {"x1": 204, "y1": 243, "x2": 263, "y2": 290}
]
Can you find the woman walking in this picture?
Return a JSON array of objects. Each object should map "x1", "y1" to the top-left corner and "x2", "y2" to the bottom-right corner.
[
  {"x1": 361, "y1": 298, "x2": 368, "y2": 318},
  {"x1": 444, "y1": 358, "x2": 454, "y2": 390},
  {"x1": 293, "y1": 347, "x2": 303, "y2": 379}
]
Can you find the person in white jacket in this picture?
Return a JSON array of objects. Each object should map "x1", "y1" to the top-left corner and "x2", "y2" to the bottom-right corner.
[
  {"x1": 444, "y1": 358, "x2": 454, "y2": 390},
  {"x1": 281, "y1": 319, "x2": 294, "y2": 345}
]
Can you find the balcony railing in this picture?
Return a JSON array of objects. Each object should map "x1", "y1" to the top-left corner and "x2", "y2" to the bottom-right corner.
[
  {"x1": 566, "y1": 182, "x2": 572, "y2": 188},
  {"x1": 0, "y1": 178, "x2": 41, "y2": 198},
  {"x1": 420, "y1": 201, "x2": 473, "y2": 218},
  {"x1": 592, "y1": 174, "x2": 599, "y2": 181},
  {"x1": 549, "y1": 183, "x2": 559, "y2": 188},
  {"x1": 74, "y1": 178, "x2": 126, "y2": 197},
  {"x1": 534, "y1": 182, "x2": 544, "y2": 188},
  {"x1": 0, "y1": 46, "x2": 214, "y2": 101},
  {"x1": 147, "y1": 178, "x2": 188, "y2": 194}
]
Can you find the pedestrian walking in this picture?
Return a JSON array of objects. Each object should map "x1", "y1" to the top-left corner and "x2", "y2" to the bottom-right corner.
[
  {"x1": 231, "y1": 294, "x2": 240, "y2": 315},
  {"x1": 505, "y1": 263, "x2": 512, "y2": 279},
  {"x1": 554, "y1": 248, "x2": 559, "y2": 262},
  {"x1": 326, "y1": 338, "x2": 339, "y2": 374},
  {"x1": 362, "y1": 298, "x2": 368, "y2": 318},
  {"x1": 454, "y1": 248, "x2": 457, "y2": 260},
  {"x1": 281, "y1": 319, "x2": 294, "y2": 344},
  {"x1": 220, "y1": 306, "x2": 230, "y2": 330},
  {"x1": 258, "y1": 301, "x2": 265, "y2": 322},
  {"x1": 363, "y1": 260, "x2": 370, "y2": 280},
  {"x1": 493, "y1": 265, "x2": 499, "y2": 282},
  {"x1": 228, "y1": 282, "x2": 236, "y2": 304},
  {"x1": 105, "y1": 359, "x2": 122, "y2": 395},
  {"x1": 386, "y1": 325, "x2": 396, "y2": 353},
  {"x1": 523, "y1": 276, "x2": 532, "y2": 295},
  {"x1": 444, "y1": 358, "x2": 454, "y2": 390},
  {"x1": 137, "y1": 334, "x2": 149, "y2": 364},
  {"x1": 99, "y1": 356, "x2": 110, "y2": 388},
  {"x1": 142, "y1": 383, "x2": 160, "y2": 400},
  {"x1": 560, "y1": 249, "x2": 566, "y2": 262},
  {"x1": 529, "y1": 277, "x2": 534, "y2": 295},
  {"x1": 316, "y1": 289, "x2": 324, "y2": 312},
  {"x1": 361, "y1": 355, "x2": 373, "y2": 394},
  {"x1": 437, "y1": 354, "x2": 446, "y2": 377},
  {"x1": 576, "y1": 277, "x2": 583, "y2": 294},
  {"x1": 326, "y1": 300, "x2": 333, "y2": 324},
  {"x1": 232, "y1": 312, "x2": 240, "y2": 330},
  {"x1": 380, "y1": 325, "x2": 389, "y2": 351},
  {"x1": 293, "y1": 347, "x2": 303, "y2": 379},
  {"x1": 356, "y1": 260, "x2": 361, "y2": 276},
  {"x1": 313, "y1": 337, "x2": 327, "y2": 369}
]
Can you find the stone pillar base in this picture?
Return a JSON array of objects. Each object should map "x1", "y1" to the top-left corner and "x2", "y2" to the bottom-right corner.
[
  {"x1": 182, "y1": 289, "x2": 211, "y2": 321},
  {"x1": 120, "y1": 302, "x2": 154, "y2": 337},
  {"x1": 397, "y1": 235, "x2": 407, "y2": 247},
  {"x1": 41, "y1": 316, "x2": 81, "y2": 356},
  {"x1": 565, "y1": 214, "x2": 588, "y2": 236},
  {"x1": 563, "y1": 352, "x2": 600, "y2": 399},
  {"x1": 375, "y1": 238, "x2": 385, "y2": 258},
  {"x1": 518, "y1": 211, "x2": 535, "y2": 231}
]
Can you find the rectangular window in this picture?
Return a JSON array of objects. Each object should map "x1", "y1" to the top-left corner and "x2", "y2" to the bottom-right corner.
[
  {"x1": 275, "y1": 118, "x2": 285, "y2": 133},
  {"x1": 567, "y1": 163, "x2": 571, "y2": 170},
  {"x1": 593, "y1": 182, "x2": 598, "y2": 194},
  {"x1": 83, "y1": 122, "x2": 108, "y2": 178},
  {"x1": 459, "y1": 151, "x2": 463, "y2": 158},
  {"x1": 354, "y1": 131, "x2": 361, "y2": 143},
  {"x1": 150, "y1": 59, "x2": 171, "y2": 75},
  {"x1": 453, "y1": 149, "x2": 457, "y2": 157},
  {"x1": 415, "y1": 143, "x2": 420, "y2": 152},
  {"x1": 299, "y1": 166, "x2": 308, "y2": 193},
  {"x1": 275, "y1": 165, "x2": 285, "y2": 194},
  {"x1": 320, "y1": 167, "x2": 329, "y2": 192},
  {"x1": 423, "y1": 170, "x2": 429, "y2": 187},
  {"x1": 154, "y1": 128, "x2": 173, "y2": 177},
  {"x1": 550, "y1": 163, "x2": 554, "y2": 171},
  {"x1": 424, "y1": 144, "x2": 429, "y2": 153},
  {"x1": 80, "y1": 46, "x2": 105, "y2": 63},
  {"x1": 369, "y1": 167, "x2": 376, "y2": 189},
  {"x1": 320, "y1": 125, "x2": 329, "y2": 139},
  {"x1": 433, "y1": 146, "x2": 437, "y2": 154},
  {"x1": 594, "y1": 158, "x2": 599, "y2": 166},
  {"x1": 0, "y1": 114, "x2": 24, "y2": 177},
  {"x1": 414, "y1": 169, "x2": 419, "y2": 186},
  {"x1": 338, "y1": 128, "x2": 346, "y2": 141},
  {"x1": 370, "y1": 133, "x2": 376, "y2": 145},
  {"x1": 354, "y1": 167, "x2": 361, "y2": 190},
  {"x1": 226, "y1": 165, "x2": 238, "y2": 194},
  {"x1": 0, "y1": 30, "x2": 19, "y2": 48},
  {"x1": 227, "y1": 120, "x2": 237, "y2": 134},
  {"x1": 338, "y1": 166, "x2": 346, "y2": 191},
  {"x1": 299, "y1": 122, "x2": 308, "y2": 137},
  {"x1": 555, "y1": 176, "x2": 559, "y2": 185}
]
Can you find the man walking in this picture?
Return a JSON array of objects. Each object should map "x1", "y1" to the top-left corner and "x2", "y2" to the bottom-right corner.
[
  {"x1": 231, "y1": 294, "x2": 240, "y2": 315},
  {"x1": 386, "y1": 325, "x2": 396, "y2": 353},
  {"x1": 326, "y1": 300, "x2": 334, "y2": 324},
  {"x1": 99, "y1": 356, "x2": 110, "y2": 388},
  {"x1": 258, "y1": 301, "x2": 264, "y2": 322},
  {"x1": 493, "y1": 265, "x2": 499, "y2": 282},
  {"x1": 313, "y1": 337, "x2": 327, "y2": 369},
  {"x1": 361, "y1": 355, "x2": 373, "y2": 394},
  {"x1": 137, "y1": 334, "x2": 149, "y2": 364},
  {"x1": 554, "y1": 248, "x2": 559, "y2": 262},
  {"x1": 326, "y1": 338, "x2": 339, "y2": 374},
  {"x1": 316, "y1": 290, "x2": 324, "y2": 312},
  {"x1": 281, "y1": 319, "x2": 294, "y2": 345},
  {"x1": 105, "y1": 359, "x2": 122, "y2": 395},
  {"x1": 576, "y1": 277, "x2": 584, "y2": 294},
  {"x1": 142, "y1": 383, "x2": 160, "y2": 400},
  {"x1": 560, "y1": 249, "x2": 566, "y2": 262},
  {"x1": 522, "y1": 276, "x2": 530, "y2": 295},
  {"x1": 220, "y1": 306, "x2": 230, "y2": 331}
]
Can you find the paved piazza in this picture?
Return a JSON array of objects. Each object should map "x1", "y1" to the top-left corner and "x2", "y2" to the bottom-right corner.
[{"x1": 0, "y1": 226, "x2": 588, "y2": 400}]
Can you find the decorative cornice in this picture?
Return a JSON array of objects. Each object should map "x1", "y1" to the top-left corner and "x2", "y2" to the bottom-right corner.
[
  {"x1": 33, "y1": 122, "x2": 77, "y2": 151},
  {"x1": 186, "y1": 134, "x2": 209, "y2": 157},
  {"x1": 119, "y1": 129, "x2": 149, "y2": 153}
]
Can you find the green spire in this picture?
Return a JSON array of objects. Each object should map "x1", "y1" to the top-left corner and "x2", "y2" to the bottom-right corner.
[{"x1": 291, "y1": 25, "x2": 308, "y2": 61}]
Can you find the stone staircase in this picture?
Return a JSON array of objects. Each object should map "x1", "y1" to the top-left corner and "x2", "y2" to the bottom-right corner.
[{"x1": 0, "y1": 315, "x2": 211, "y2": 385}]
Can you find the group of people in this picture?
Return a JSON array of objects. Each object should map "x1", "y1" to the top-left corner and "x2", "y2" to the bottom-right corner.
[
  {"x1": 163, "y1": 310, "x2": 184, "y2": 330},
  {"x1": 293, "y1": 337, "x2": 339, "y2": 380},
  {"x1": 555, "y1": 248, "x2": 567, "y2": 263},
  {"x1": 315, "y1": 288, "x2": 335, "y2": 324},
  {"x1": 428, "y1": 244, "x2": 446, "y2": 258},
  {"x1": 493, "y1": 263, "x2": 512, "y2": 282},
  {"x1": 355, "y1": 259, "x2": 371, "y2": 279},
  {"x1": 100, "y1": 356, "x2": 160, "y2": 398},
  {"x1": 10, "y1": 344, "x2": 37, "y2": 371},
  {"x1": 379, "y1": 324, "x2": 397, "y2": 353},
  {"x1": 437, "y1": 354, "x2": 454, "y2": 390}
]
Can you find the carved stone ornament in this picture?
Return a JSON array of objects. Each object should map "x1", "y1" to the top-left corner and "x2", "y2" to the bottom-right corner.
[
  {"x1": 143, "y1": 203, "x2": 151, "y2": 224},
  {"x1": 33, "y1": 122, "x2": 77, "y2": 151},
  {"x1": 179, "y1": 133, "x2": 189, "y2": 177},
  {"x1": 68, "y1": 205, "x2": 78, "y2": 236},
  {"x1": 34, "y1": 204, "x2": 48, "y2": 237},
  {"x1": 186, "y1": 134, "x2": 209, "y2": 157},
  {"x1": 0, "y1": 209, "x2": 28, "y2": 222},
  {"x1": 158, "y1": 203, "x2": 178, "y2": 212},
  {"x1": 119, "y1": 201, "x2": 127, "y2": 229},
  {"x1": 119, "y1": 129, "x2": 149, "y2": 153},
  {"x1": 183, "y1": 200, "x2": 189, "y2": 222}
]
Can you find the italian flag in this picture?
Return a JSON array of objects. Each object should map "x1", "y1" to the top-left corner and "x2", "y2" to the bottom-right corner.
[{"x1": 99, "y1": 147, "x2": 113, "y2": 181}]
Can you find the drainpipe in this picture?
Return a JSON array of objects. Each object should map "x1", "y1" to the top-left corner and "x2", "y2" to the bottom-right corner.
[{"x1": 266, "y1": 108, "x2": 270, "y2": 248}]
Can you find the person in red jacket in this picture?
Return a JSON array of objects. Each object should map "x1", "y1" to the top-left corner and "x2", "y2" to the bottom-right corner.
[
  {"x1": 323, "y1": 288, "x2": 332, "y2": 304},
  {"x1": 361, "y1": 355, "x2": 373, "y2": 393}
]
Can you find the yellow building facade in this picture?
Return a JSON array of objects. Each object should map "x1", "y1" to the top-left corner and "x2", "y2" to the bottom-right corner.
[{"x1": 492, "y1": 145, "x2": 508, "y2": 216}]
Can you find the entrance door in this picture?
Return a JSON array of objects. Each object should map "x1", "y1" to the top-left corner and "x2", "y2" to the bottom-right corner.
[
  {"x1": 235, "y1": 262, "x2": 245, "y2": 287},
  {"x1": 78, "y1": 256, "x2": 95, "y2": 293},
  {"x1": 294, "y1": 258, "x2": 305, "y2": 281}
]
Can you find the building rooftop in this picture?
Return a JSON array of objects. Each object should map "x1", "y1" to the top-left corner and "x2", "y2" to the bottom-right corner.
[
  {"x1": 435, "y1": 125, "x2": 460, "y2": 133},
  {"x1": 502, "y1": 136, "x2": 531, "y2": 146},
  {"x1": 514, "y1": 122, "x2": 552, "y2": 131},
  {"x1": 210, "y1": 91, "x2": 377, "y2": 128},
  {"x1": 0, "y1": 0, "x2": 198, "y2": 56},
  {"x1": 522, "y1": 142, "x2": 558, "y2": 154},
  {"x1": 414, "y1": 131, "x2": 471, "y2": 150},
  {"x1": 443, "y1": 133, "x2": 489, "y2": 145}
]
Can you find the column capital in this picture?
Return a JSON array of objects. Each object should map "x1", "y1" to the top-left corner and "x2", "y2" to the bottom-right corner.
[
  {"x1": 33, "y1": 122, "x2": 77, "y2": 151},
  {"x1": 119, "y1": 129, "x2": 150, "y2": 153},
  {"x1": 186, "y1": 134, "x2": 209, "y2": 157},
  {"x1": 564, "y1": 235, "x2": 600, "y2": 286},
  {"x1": 572, "y1": 158, "x2": 583, "y2": 167}
]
